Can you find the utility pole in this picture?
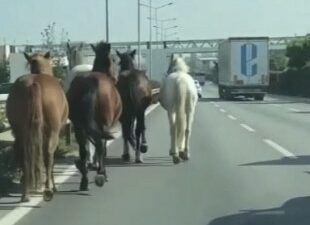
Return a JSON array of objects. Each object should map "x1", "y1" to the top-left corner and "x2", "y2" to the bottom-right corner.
[
  {"x1": 138, "y1": 0, "x2": 141, "y2": 69},
  {"x1": 106, "y1": 0, "x2": 109, "y2": 42}
]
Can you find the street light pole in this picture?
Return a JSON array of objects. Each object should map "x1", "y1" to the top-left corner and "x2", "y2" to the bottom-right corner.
[
  {"x1": 138, "y1": 0, "x2": 141, "y2": 69},
  {"x1": 149, "y1": 0, "x2": 152, "y2": 78},
  {"x1": 106, "y1": 0, "x2": 109, "y2": 42}
]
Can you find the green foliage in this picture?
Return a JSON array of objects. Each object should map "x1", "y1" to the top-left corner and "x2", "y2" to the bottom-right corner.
[
  {"x1": 270, "y1": 51, "x2": 287, "y2": 71},
  {"x1": 40, "y1": 22, "x2": 69, "y2": 80},
  {"x1": 0, "y1": 61, "x2": 10, "y2": 83},
  {"x1": 286, "y1": 38, "x2": 310, "y2": 70}
]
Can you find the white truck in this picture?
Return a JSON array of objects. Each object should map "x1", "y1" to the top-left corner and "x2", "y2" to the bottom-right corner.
[{"x1": 218, "y1": 37, "x2": 269, "y2": 100}]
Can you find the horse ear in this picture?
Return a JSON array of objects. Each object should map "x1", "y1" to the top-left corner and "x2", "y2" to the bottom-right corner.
[
  {"x1": 116, "y1": 50, "x2": 121, "y2": 58},
  {"x1": 44, "y1": 52, "x2": 51, "y2": 59},
  {"x1": 24, "y1": 52, "x2": 31, "y2": 62},
  {"x1": 130, "y1": 49, "x2": 136, "y2": 58},
  {"x1": 90, "y1": 44, "x2": 96, "y2": 53}
]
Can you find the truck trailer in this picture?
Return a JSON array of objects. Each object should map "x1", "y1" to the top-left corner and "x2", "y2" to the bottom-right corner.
[{"x1": 218, "y1": 37, "x2": 269, "y2": 100}]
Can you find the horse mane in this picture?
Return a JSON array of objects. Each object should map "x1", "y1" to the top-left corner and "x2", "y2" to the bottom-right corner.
[{"x1": 173, "y1": 57, "x2": 189, "y2": 74}]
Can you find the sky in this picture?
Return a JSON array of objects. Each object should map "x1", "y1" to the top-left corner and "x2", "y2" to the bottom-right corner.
[{"x1": 0, "y1": 0, "x2": 310, "y2": 45}]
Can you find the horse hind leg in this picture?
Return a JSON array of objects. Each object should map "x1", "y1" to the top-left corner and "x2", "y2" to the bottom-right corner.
[
  {"x1": 74, "y1": 126, "x2": 89, "y2": 191},
  {"x1": 121, "y1": 118, "x2": 132, "y2": 162},
  {"x1": 182, "y1": 99, "x2": 196, "y2": 161},
  {"x1": 168, "y1": 111, "x2": 180, "y2": 164},
  {"x1": 94, "y1": 139, "x2": 108, "y2": 187},
  {"x1": 43, "y1": 131, "x2": 59, "y2": 201},
  {"x1": 138, "y1": 109, "x2": 148, "y2": 154}
]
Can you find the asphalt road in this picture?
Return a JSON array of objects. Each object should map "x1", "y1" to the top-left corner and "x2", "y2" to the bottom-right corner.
[{"x1": 1, "y1": 82, "x2": 310, "y2": 225}]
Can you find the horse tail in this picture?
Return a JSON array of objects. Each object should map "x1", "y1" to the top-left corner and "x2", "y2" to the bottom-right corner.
[
  {"x1": 22, "y1": 82, "x2": 44, "y2": 190},
  {"x1": 80, "y1": 78, "x2": 114, "y2": 143}
]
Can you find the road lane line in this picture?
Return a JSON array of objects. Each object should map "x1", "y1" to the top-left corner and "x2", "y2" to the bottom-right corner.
[
  {"x1": 240, "y1": 124, "x2": 256, "y2": 132},
  {"x1": 214, "y1": 104, "x2": 220, "y2": 107},
  {"x1": 220, "y1": 109, "x2": 226, "y2": 113},
  {"x1": 263, "y1": 139, "x2": 297, "y2": 158},
  {"x1": 289, "y1": 108, "x2": 299, "y2": 113},
  {"x1": 227, "y1": 115, "x2": 237, "y2": 120},
  {"x1": 0, "y1": 104, "x2": 160, "y2": 225}
]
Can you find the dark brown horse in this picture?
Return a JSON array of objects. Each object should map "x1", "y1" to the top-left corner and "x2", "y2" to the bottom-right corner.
[
  {"x1": 67, "y1": 42, "x2": 122, "y2": 191},
  {"x1": 6, "y1": 52, "x2": 69, "y2": 202},
  {"x1": 116, "y1": 50, "x2": 152, "y2": 163}
]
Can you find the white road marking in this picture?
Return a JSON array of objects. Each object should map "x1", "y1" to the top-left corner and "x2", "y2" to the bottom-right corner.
[
  {"x1": 227, "y1": 115, "x2": 237, "y2": 120},
  {"x1": 289, "y1": 108, "x2": 299, "y2": 113},
  {"x1": 0, "y1": 104, "x2": 160, "y2": 225},
  {"x1": 240, "y1": 124, "x2": 256, "y2": 132},
  {"x1": 266, "y1": 97, "x2": 278, "y2": 101},
  {"x1": 220, "y1": 109, "x2": 226, "y2": 113},
  {"x1": 214, "y1": 104, "x2": 220, "y2": 108},
  {"x1": 263, "y1": 139, "x2": 297, "y2": 158},
  {"x1": 210, "y1": 101, "x2": 215, "y2": 104}
]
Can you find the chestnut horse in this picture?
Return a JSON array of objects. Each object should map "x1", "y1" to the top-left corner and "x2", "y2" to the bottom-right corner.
[
  {"x1": 67, "y1": 42, "x2": 122, "y2": 191},
  {"x1": 6, "y1": 52, "x2": 68, "y2": 202},
  {"x1": 116, "y1": 50, "x2": 152, "y2": 163}
]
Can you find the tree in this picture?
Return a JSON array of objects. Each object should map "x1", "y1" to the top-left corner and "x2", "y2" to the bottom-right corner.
[
  {"x1": 40, "y1": 22, "x2": 69, "y2": 80},
  {"x1": 0, "y1": 60, "x2": 10, "y2": 83},
  {"x1": 286, "y1": 37, "x2": 310, "y2": 70}
]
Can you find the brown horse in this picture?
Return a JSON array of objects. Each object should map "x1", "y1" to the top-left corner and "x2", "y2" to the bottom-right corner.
[
  {"x1": 67, "y1": 42, "x2": 122, "y2": 191},
  {"x1": 6, "y1": 52, "x2": 69, "y2": 202},
  {"x1": 116, "y1": 50, "x2": 152, "y2": 163}
]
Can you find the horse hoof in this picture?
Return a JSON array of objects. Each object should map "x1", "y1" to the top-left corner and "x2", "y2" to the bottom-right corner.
[
  {"x1": 135, "y1": 156, "x2": 144, "y2": 164},
  {"x1": 121, "y1": 153, "x2": 131, "y2": 162},
  {"x1": 87, "y1": 162, "x2": 97, "y2": 171},
  {"x1": 21, "y1": 196, "x2": 30, "y2": 203},
  {"x1": 43, "y1": 190, "x2": 54, "y2": 202},
  {"x1": 172, "y1": 155, "x2": 181, "y2": 164},
  {"x1": 140, "y1": 143, "x2": 148, "y2": 153},
  {"x1": 80, "y1": 184, "x2": 89, "y2": 191},
  {"x1": 80, "y1": 177, "x2": 89, "y2": 191},
  {"x1": 179, "y1": 152, "x2": 190, "y2": 161},
  {"x1": 95, "y1": 175, "x2": 105, "y2": 187}
]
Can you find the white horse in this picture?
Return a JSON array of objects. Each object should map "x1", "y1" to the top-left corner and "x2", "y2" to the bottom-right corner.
[
  {"x1": 160, "y1": 55, "x2": 198, "y2": 164},
  {"x1": 65, "y1": 43, "x2": 96, "y2": 167}
]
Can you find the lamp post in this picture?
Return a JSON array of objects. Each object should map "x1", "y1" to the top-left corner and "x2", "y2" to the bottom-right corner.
[
  {"x1": 140, "y1": 2, "x2": 173, "y2": 43},
  {"x1": 106, "y1": 0, "x2": 109, "y2": 42},
  {"x1": 163, "y1": 25, "x2": 178, "y2": 41}
]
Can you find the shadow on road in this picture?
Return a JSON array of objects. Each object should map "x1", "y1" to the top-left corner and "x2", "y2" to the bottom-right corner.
[
  {"x1": 239, "y1": 155, "x2": 310, "y2": 166},
  {"x1": 208, "y1": 196, "x2": 310, "y2": 225},
  {"x1": 106, "y1": 156, "x2": 173, "y2": 167}
]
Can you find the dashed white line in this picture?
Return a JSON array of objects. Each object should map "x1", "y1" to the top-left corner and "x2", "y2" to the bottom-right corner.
[
  {"x1": 240, "y1": 124, "x2": 256, "y2": 132},
  {"x1": 263, "y1": 139, "x2": 297, "y2": 158},
  {"x1": 289, "y1": 108, "x2": 299, "y2": 113},
  {"x1": 227, "y1": 115, "x2": 237, "y2": 120},
  {"x1": 220, "y1": 109, "x2": 226, "y2": 113},
  {"x1": 214, "y1": 104, "x2": 220, "y2": 108}
]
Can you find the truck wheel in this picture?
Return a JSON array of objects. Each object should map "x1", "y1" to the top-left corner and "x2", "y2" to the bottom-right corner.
[{"x1": 254, "y1": 95, "x2": 264, "y2": 101}]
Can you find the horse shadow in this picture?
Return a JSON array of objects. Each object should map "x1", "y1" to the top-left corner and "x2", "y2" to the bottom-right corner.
[
  {"x1": 239, "y1": 155, "x2": 310, "y2": 167},
  {"x1": 208, "y1": 196, "x2": 310, "y2": 225},
  {"x1": 105, "y1": 156, "x2": 173, "y2": 167}
]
